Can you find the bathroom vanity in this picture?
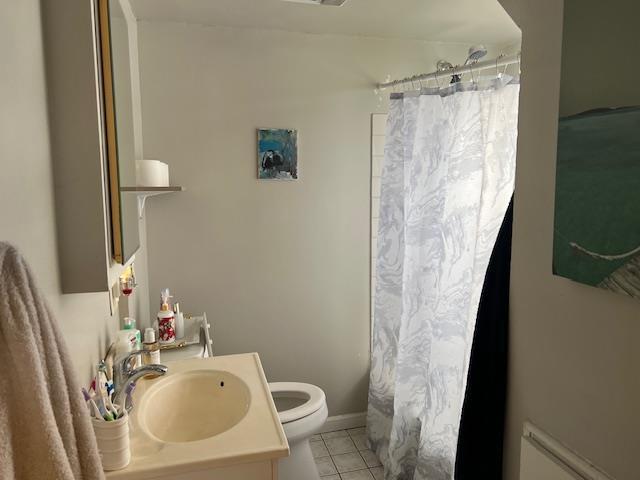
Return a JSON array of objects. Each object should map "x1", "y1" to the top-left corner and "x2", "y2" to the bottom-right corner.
[{"x1": 106, "y1": 353, "x2": 289, "y2": 479}]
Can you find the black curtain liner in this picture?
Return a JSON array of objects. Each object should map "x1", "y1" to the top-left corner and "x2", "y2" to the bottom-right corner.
[{"x1": 455, "y1": 197, "x2": 514, "y2": 480}]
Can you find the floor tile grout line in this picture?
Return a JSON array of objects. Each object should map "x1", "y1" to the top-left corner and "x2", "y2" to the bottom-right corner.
[{"x1": 316, "y1": 429, "x2": 381, "y2": 479}]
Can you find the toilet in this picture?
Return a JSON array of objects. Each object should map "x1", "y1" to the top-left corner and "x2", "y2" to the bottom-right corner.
[{"x1": 269, "y1": 382, "x2": 328, "y2": 480}]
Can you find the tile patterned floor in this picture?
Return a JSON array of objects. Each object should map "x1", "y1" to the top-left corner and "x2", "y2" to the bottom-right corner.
[{"x1": 312, "y1": 428, "x2": 384, "y2": 480}]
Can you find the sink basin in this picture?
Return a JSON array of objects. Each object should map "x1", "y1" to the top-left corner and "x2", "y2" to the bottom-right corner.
[
  {"x1": 105, "y1": 354, "x2": 288, "y2": 480},
  {"x1": 138, "y1": 369, "x2": 251, "y2": 443}
]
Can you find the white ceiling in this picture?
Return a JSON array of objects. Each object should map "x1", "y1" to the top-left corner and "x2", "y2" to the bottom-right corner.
[{"x1": 130, "y1": 0, "x2": 521, "y2": 45}]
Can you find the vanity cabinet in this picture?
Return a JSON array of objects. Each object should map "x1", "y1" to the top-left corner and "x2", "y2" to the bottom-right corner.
[
  {"x1": 144, "y1": 460, "x2": 278, "y2": 480},
  {"x1": 105, "y1": 355, "x2": 288, "y2": 480}
]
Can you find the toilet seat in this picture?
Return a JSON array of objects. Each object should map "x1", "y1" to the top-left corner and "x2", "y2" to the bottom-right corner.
[{"x1": 269, "y1": 382, "x2": 326, "y2": 424}]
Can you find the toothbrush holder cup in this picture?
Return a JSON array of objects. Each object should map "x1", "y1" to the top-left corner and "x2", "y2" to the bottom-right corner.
[{"x1": 92, "y1": 410, "x2": 131, "y2": 471}]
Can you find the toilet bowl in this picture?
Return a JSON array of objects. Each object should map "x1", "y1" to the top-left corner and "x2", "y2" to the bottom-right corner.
[{"x1": 270, "y1": 382, "x2": 328, "y2": 480}]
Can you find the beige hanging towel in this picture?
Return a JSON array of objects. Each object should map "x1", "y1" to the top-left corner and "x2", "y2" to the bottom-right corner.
[{"x1": 0, "y1": 242, "x2": 104, "y2": 480}]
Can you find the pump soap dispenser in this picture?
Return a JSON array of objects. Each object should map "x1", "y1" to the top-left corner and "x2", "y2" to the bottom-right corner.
[{"x1": 157, "y1": 288, "x2": 176, "y2": 345}]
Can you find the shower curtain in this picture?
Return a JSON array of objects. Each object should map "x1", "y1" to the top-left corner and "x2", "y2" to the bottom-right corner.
[{"x1": 367, "y1": 76, "x2": 519, "y2": 480}]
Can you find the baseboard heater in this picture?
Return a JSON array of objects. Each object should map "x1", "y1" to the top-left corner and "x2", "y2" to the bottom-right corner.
[{"x1": 520, "y1": 422, "x2": 614, "y2": 480}]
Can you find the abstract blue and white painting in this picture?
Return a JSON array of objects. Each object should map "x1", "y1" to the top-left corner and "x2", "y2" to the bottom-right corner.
[{"x1": 257, "y1": 128, "x2": 298, "y2": 180}]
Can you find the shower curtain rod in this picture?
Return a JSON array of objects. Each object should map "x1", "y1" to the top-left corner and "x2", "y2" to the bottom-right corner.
[{"x1": 377, "y1": 52, "x2": 521, "y2": 90}]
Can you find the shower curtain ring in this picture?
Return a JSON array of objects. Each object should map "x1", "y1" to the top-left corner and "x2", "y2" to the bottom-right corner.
[
  {"x1": 518, "y1": 52, "x2": 522, "y2": 75},
  {"x1": 495, "y1": 54, "x2": 504, "y2": 78}
]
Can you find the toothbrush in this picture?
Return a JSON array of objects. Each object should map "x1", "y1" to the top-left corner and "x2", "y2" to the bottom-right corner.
[
  {"x1": 94, "y1": 363, "x2": 119, "y2": 421},
  {"x1": 81, "y1": 387, "x2": 95, "y2": 412},
  {"x1": 115, "y1": 382, "x2": 136, "y2": 415},
  {"x1": 97, "y1": 361, "x2": 109, "y2": 399},
  {"x1": 90, "y1": 401, "x2": 104, "y2": 420},
  {"x1": 94, "y1": 393, "x2": 114, "y2": 421},
  {"x1": 101, "y1": 403, "x2": 115, "y2": 421},
  {"x1": 106, "y1": 390, "x2": 119, "y2": 418},
  {"x1": 96, "y1": 362, "x2": 116, "y2": 420},
  {"x1": 124, "y1": 382, "x2": 136, "y2": 414},
  {"x1": 100, "y1": 373, "x2": 117, "y2": 416},
  {"x1": 99, "y1": 384, "x2": 115, "y2": 418},
  {"x1": 82, "y1": 388, "x2": 105, "y2": 421}
]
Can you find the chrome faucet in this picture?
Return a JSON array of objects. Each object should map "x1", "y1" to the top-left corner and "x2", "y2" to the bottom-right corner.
[{"x1": 113, "y1": 349, "x2": 167, "y2": 409}]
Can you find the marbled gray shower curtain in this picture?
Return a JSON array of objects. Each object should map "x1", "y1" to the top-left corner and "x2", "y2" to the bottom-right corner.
[{"x1": 367, "y1": 77, "x2": 519, "y2": 480}]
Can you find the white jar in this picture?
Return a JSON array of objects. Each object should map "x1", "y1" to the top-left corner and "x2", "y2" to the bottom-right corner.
[{"x1": 92, "y1": 411, "x2": 130, "y2": 471}]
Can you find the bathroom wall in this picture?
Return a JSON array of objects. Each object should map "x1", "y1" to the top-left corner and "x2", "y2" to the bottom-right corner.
[
  {"x1": 0, "y1": 0, "x2": 150, "y2": 383},
  {"x1": 498, "y1": 0, "x2": 640, "y2": 479},
  {"x1": 557, "y1": 0, "x2": 640, "y2": 118},
  {"x1": 138, "y1": 21, "x2": 496, "y2": 415}
]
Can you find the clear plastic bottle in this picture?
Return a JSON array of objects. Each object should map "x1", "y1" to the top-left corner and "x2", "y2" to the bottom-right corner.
[{"x1": 173, "y1": 302, "x2": 185, "y2": 339}]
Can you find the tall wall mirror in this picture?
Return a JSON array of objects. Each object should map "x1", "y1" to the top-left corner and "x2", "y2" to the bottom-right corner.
[{"x1": 98, "y1": 0, "x2": 140, "y2": 264}]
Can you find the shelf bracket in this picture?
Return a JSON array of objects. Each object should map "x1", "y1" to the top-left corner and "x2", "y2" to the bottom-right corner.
[{"x1": 137, "y1": 194, "x2": 149, "y2": 219}]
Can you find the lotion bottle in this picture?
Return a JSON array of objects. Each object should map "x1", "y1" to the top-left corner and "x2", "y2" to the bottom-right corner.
[
  {"x1": 123, "y1": 317, "x2": 141, "y2": 367},
  {"x1": 157, "y1": 288, "x2": 176, "y2": 345}
]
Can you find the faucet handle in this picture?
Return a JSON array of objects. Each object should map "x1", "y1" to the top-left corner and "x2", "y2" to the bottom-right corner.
[
  {"x1": 119, "y1": 349, "x2": 146, "y2": 375},
  {"x1": 115, "y1": 364, "x2": 168, "y2": 411}
]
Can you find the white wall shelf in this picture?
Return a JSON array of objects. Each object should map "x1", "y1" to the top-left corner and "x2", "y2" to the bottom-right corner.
[{"x1": 121, "y1": 186, "x2": 185, "y2": 218}]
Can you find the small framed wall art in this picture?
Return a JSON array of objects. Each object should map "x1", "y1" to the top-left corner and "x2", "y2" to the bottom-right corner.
[{"x1": 257, "y1": 128, "x2": 298, "y2": 180}]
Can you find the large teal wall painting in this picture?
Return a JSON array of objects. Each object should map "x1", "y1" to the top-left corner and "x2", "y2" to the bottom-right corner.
[
  {"x1": 553, "y1": 1, "x2": 640, "y2": 299},
  {"x1": 553, "y1": 107, "x2": 640, "y2": 298}
]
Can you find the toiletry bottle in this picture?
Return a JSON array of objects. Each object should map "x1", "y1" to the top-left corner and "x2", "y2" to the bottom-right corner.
[
  {"x1": 174, "y1": 302, "x2": 185, "y2": 339},
  {"x1": 123, "y1": 317, "x2": 141, "y2": 345},
  {"x1": 123, "y1": 317, "x2": 141, "y2": 367},
  {"x1": 157, "y1": 288, "x2": 176, "y2": 345},
  {"x1": 143, "y1": 328, "x2": 161, "y2": 365},
  {"x1": 115, "y1": 330, "x2": 133, "y2": 365}
]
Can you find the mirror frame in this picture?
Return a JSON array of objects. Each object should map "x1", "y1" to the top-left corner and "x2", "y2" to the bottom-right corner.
[{"x1": 97, "y1": 0, "x2": 125, "y2": 264}]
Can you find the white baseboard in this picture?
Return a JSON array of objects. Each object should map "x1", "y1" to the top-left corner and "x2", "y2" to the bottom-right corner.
[{"x1": 319, "y1": 412, "x2": 367, "y2": 433}]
